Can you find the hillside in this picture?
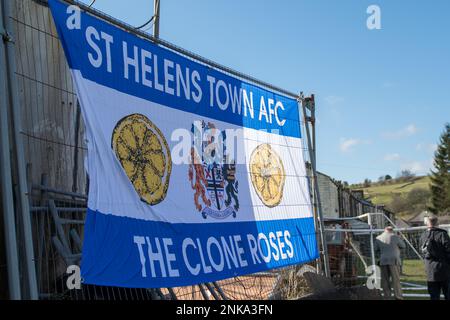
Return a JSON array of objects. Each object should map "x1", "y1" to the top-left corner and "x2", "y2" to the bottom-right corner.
[{"x1": 353, "y1": 176, "x2": 432, "y2": 218}]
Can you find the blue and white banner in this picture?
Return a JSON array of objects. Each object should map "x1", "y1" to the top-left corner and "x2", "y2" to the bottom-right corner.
[{"x1": 49, "y1": 0, "x2": 318, "y2": 288}]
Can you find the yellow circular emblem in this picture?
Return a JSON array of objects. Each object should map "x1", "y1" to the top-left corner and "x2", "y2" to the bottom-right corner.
[
  {"x1": 111, "y1": 113, "x2": 171, "y2": 205},
  {"x1": 249, "y1": 143, "x2": 285, "y2": 208}
]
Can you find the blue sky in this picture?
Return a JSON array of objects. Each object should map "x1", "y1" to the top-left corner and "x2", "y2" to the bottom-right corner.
[{"x1": 79, "y1": 0, "x2": 450, "y2": 184}]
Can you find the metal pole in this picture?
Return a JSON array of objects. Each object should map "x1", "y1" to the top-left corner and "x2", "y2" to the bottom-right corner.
[
  {"x1": 368, "y1": 212, "x2": 376, "y2": 269},
  {"x1": 204, "y1": 282, "x2": 220, "y2": 300},
  {"x1": 2, "y1": 0, "x2": 38, "y2": 299},
  {"x1": 212, "y1": 281, "x2": 228, "y2": 300},
  {"x1": 153, "y1": 0, "x2": 160, "y2": 39},
  {"x1": 198, "y1": 284, "x2": 210, "y2": 300},
  {"x1": 311, "y1": 94, "x2": 316, "y2": 154},
  {"x1": 325, "y1": 224, "x2": 450, "y2": 233},
  {"x1": 0, "y1": 2, "x2": 21, "y2": 300},
  {"x1": 308, "y1": 95, "x2": 320, "y2": 273},
  {"x1": 302, "y1": 105, "x2": 322, "y2": 274},
  {"x1": 299, "y1": 96, "x2": 330, "y2": 277}
]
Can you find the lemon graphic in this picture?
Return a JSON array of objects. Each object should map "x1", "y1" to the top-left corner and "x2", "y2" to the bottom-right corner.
[
  {"x1": 111, "y1": 113, "x2": 171, "y2": 205},
  {"x1": 249, "y1": 143, "x2": 285, "y2": 208}
]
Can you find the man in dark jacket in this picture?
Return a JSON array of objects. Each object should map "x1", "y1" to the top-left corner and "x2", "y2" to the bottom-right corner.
[{"x1": 420, "y1": 215, "x2": 450, "y2": 300}]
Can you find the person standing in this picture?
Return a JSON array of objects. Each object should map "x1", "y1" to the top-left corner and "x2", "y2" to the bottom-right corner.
[
  {"x1": 375, "y1": 226, "x2": 406, "y2": 299},
  {"x1": 421, "y1": 215, "x2": 450, "y2": 300}
]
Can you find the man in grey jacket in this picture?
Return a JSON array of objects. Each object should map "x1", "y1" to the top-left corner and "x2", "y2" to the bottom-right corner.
[{"x1": 375, "y1": 226, "x2": 406, "y2": 299}]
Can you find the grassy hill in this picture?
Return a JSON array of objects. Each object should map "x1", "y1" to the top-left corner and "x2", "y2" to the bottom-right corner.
[
  {"x1": 352, "y1": 176, "x2": 431, "y2": 218},
  {"x1": 362, "y1": 176, "x2": 431, "y2": 204}
]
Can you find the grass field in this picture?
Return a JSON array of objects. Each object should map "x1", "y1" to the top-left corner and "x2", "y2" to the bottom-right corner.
[
  {"x1": 355, "y1": 176, "x2": 431, "y2": 217},
  {"x1": 401, "y1": 259, "x2": 427, "y2": 286},
  {"x1": 400, "y1": 259, "x2": 430, "y2": 300}
]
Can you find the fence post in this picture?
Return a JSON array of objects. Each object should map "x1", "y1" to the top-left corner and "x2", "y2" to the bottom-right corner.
[
  {"x1": 0, "y1": 1, "x2": 21, "y2": 300},
  {"x1": 2, "y1": 0, "x2": 39, "y2": 299},
  {"x1": 299, "y1": 95, "x2": 330, "y2": 278},
  {"x1": 368, "y1": 212, "x2": 376, "y2": 269}
]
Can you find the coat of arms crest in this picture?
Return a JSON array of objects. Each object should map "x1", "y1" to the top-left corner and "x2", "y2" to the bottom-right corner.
[{"x1": 188, "y1": 121, "x2": 239, "y2": 219}]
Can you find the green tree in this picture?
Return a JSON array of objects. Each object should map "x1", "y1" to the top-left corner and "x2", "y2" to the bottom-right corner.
[
  {"x1": 388, "y1": 194, "x2": 408, "y2": 214},
  {"x1": 397, "y1": 170, "x2": 415, "y2": 182},
  {"x1": 407, "y1": 188, "x2": 431, "y2": 215},
  {"x1": 429, "y1": 123, "x2": 450, "y2": 215}
]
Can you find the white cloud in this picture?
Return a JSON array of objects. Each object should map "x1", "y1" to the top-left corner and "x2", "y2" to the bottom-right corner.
[
  {"x1": 405, "y1": 124, "x2": 418, "y2": 135},
  {"x1": 384, "y1": 153, "x2": 400, "y2": 161},
  {"x1": 382, "y1": 124, "x2": 418, "y2": 139},
  {"x1": 400, "y1": 160, "x2": 433, "y2": 175},
  {"x1": 339, "y1": 138, "x2": 362, "y2": 152}
]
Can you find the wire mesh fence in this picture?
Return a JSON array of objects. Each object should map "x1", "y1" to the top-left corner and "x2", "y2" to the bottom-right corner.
[
  {"x1": 27, "y1": 178, "x2": 315, "y2": 300},
  {"x1": 324, "y1": 211, "x2": 450, "y2": 299},
  {"x1": 13, "y1": 0, "x2": 87, "y2": 194}
]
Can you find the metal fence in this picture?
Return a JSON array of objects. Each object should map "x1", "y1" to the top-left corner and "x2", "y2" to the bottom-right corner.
[
  {"x1": 27, "y1": 176, "x2": 308, "y2": 300},
  {"x1": 1, "y1": 0, "x2": 86, "y2": 300},
  {"x1": 0, "y1": 0, "x2": 326, "y2": 300},
  {"x1": 323, "y1": 211, "x2": 450, "y2": 299},
  {"x1": 316, "y1": 170, "x2": 395, "y2": 221}
]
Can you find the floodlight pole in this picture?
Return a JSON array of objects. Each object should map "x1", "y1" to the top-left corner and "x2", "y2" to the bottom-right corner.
[
  {"x1": 299, "y1": 93, "x2": 331, "y2": 278},
  {"x1": 153, "y1": 0, "x2": 160, "y2": 39}
]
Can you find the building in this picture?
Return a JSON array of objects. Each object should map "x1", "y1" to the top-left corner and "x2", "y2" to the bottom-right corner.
[{"x1": 408, "y1": 211, "x2": 450, "y2": 227}]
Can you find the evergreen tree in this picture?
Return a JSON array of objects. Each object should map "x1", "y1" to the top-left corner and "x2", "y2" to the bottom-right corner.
[{"x1": 429, "y1": 123, "x2": 450, "y2": 215}]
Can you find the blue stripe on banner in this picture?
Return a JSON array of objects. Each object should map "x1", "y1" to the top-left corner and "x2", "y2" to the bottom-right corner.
[
  {"x1": 81, "y1": 209, "x2": 319, "y2": 288},
  {"x1": 48, "y1": 0, "x2": 301, "y2": 138}
]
